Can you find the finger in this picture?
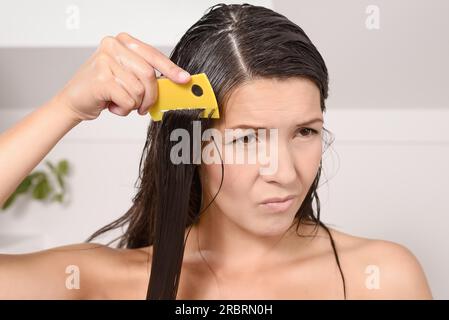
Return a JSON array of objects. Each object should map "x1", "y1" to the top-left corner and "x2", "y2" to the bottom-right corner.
[
  {"x1": 115, "y1": 32, "x2": 191, "y2": 84},
  {"x1": 108, "y1": 56, "x2": 146, "y2": 114},
  {"x1": 98, "y1": 77, "x2": 136, "y2": 117},
  {"x1": 107, "y1": 38, "x2": 158, "y2": 114}
]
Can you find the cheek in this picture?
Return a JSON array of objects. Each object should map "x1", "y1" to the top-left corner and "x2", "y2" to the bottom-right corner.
[
  {"x1": 200, "y1": 163, "x2": 255, "y2": 202},
  {"x1": 202, "y1": 164, "x2": 251, "y2": 194},
  {"x1": 297, "y1": 140, "x2": 322, "y2": 181},
  {"x1": 309, "y1": 140, "x2": 322, "y2": 165},
  {"x1": 282, "y1": 138, "x2": 321, "y2": 185}
]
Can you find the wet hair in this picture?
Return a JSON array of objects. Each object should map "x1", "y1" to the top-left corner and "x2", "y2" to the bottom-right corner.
[{"x1": 87, "y1": 3, "x2": 346, "y2": 300}]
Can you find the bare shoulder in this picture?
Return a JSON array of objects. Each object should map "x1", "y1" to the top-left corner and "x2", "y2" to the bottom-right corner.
[
  {"x1": 0, "y1": 242, "x2": 150, "y2": 299},
  {"x1": 323, "y1": 226, "x2": 433, "y2": 299}
]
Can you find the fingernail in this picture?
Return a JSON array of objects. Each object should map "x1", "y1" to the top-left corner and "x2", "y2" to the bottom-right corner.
[{"x1": 178, "y1": 70, "x2": 190, "y2": 81}]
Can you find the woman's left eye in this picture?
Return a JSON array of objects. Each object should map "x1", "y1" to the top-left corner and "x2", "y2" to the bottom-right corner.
[{"x1": 296, "y1": 127, "x2": 319, "y2": 137}]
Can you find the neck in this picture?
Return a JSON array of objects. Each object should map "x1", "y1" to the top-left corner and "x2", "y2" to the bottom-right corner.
[{"x1": 183, "y1": 207, "x2": 314, "y2": 277}]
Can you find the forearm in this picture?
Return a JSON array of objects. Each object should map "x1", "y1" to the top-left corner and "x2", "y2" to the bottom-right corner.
[{"x1": 0, "y1": 95, "x2": 82, "y2": 206}]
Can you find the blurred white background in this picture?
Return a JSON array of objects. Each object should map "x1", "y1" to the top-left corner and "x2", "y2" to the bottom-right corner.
[{"x1": 0, "y1": 0, "x2": 448, "y2": 299}]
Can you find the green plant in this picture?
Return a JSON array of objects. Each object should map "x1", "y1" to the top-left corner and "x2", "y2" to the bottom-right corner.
[{"x1": 1, "y1": 159, "x2": 70, "y2": 211}]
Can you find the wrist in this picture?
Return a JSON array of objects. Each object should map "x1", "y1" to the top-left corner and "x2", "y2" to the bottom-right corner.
[{"x1": 49, "y1": 93, "x2": 84, "y2": 125}]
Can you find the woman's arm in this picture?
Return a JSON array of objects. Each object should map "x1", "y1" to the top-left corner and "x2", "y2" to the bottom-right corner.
[
  {"x1": 0, "y1": 243, "x2": 118, "y2": 299},
  {"x1": 0, "y1": 32, "x2": 189, "y2": 299},
  {"x1": 0, "y1": 95, "x2": 82, "y2": 206},
  {"x1": 0, "y1": 33, "x2": 191, "y2": 207}
]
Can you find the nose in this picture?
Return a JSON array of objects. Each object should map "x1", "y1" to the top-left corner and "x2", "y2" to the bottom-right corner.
[{"x1": 259, "y1": 140, "x2": 297, "y2": 185}]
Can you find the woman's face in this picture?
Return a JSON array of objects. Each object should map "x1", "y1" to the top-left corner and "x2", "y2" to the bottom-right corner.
[{"x1": 199, "y1": 77, "x2": 324, "y2": 237}]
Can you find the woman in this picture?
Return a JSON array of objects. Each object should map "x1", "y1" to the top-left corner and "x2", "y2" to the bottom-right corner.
[{"x1": 0, "y1": 3, "x2": 432, "y2": 300}]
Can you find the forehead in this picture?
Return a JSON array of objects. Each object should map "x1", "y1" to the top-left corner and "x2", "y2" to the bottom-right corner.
[{"x1": 218, "y1": 77, "x2": 322, "y2": 128}]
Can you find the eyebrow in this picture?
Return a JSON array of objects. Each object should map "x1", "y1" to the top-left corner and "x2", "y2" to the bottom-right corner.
[{"x1": 227, "y1": 118, "x2": 324, "y2": 130}]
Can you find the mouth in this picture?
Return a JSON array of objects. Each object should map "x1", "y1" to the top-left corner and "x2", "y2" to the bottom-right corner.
[{"x1": 259, "y1": 195, "x2": 296, "y2": 213}]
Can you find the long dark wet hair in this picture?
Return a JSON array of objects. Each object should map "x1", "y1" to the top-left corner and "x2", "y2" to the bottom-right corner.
[{"x1": 87, "y1": 3, "x2": 346, "y2": 300}]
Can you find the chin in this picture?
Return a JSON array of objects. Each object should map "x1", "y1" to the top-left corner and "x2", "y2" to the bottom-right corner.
[{"x1": 254, "y1": 218, "x2": 294, "y2": 238}]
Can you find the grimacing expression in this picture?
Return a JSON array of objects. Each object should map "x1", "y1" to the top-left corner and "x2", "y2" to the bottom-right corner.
[{"x1": 199, "y1": 77, "x2": 324, "y2": 237}]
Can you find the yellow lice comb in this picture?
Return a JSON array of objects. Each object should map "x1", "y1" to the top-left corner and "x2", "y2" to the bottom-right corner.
[{"x1": 149, "y1": 72, "x2": 220, "y2": 121}]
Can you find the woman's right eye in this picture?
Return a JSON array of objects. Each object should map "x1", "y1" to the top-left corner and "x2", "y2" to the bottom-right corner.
[{"x1": 232, "y1": 133, "x2": 257, "y2": 144}]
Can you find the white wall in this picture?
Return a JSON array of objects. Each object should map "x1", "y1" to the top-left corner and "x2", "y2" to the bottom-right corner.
[
  {"x1": 0, "y1": 0, "x2": 447, "y2": 299},
  {"x1": 1, "y1": 0, "x2": 269, "y2": 47}
]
